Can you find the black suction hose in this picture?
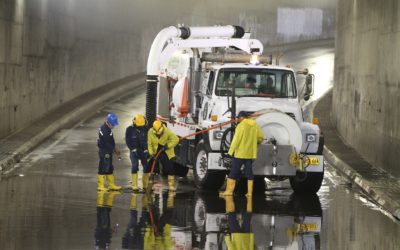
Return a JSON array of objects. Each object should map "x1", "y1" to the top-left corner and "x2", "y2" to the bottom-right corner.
[{"x1": 145, "y1": 75, "x2": 158, "y2": 126}]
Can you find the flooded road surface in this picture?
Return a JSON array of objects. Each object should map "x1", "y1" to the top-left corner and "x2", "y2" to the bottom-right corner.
[{"x1": 1, "y1": 45, "x2": 399, "y2": 250}]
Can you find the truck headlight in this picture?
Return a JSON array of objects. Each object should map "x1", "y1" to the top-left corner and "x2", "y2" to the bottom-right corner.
[
  {"x1": 306, "y1": 134, "x2": 317, "y2": 142},
  {"x1": 213, "y1": 131, "x2": 224, "y2": 140}
]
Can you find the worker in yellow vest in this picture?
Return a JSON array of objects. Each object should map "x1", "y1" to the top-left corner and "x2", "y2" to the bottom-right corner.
[
  {"x1": 220, "y1": 111, "x2": 264, "y2": 197},
  {"x1": 148, "y1": 120, "x2": 179, "y2": 191}
]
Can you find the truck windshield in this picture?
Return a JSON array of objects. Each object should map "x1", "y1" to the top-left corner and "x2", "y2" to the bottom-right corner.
[{"x1": 215, "y1": 68, "x2": 297, "y2": 98}]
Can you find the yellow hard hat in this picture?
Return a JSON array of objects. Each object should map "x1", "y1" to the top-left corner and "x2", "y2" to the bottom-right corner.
[
  {"x1": 152, "y1": 120, "x2": 164, "y2": 135},
  {"x1": 133, "y1": 114, "x2": 146, "y2": 127}
]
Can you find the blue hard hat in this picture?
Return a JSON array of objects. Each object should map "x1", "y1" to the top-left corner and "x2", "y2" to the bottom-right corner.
[{"x1": 106, "y1": 113, "x2": 119, "y2": 126}]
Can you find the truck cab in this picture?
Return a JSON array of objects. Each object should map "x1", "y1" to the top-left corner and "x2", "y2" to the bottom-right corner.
[{"x1": 200, "y1": 64, "x2": 303, "y2": 149}]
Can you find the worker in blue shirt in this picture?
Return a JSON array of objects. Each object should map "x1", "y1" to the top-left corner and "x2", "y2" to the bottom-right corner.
[
  {"x1": 97, "y1": 113, "x2": 122, "y2": 191},
  {"x1": 125, "y1": 114, "x2": 150, "y2": 191}
]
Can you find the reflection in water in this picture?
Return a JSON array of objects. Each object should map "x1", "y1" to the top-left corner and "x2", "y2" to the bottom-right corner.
[
  {"x1": 95, "y1": 191, "x2": 120, "y2": 249},
  {"x1": 120, "y1": 192, "x2": 177, "y2": 249},
  {"x1": 122, "y1": 194, "x2": 148, "y2": 249},
  {"x1": 224, "y1": 196, "x2": 254, "y2": 250},
  {"x1": 104, "y1": 190, "x2": 322, "y2": 250},
  {"x1": 144, "y1": 192, "x2": 176, "y2": 249},
  {"x1": 192, "y1": 193, "x2": 322, "y2": 250}
]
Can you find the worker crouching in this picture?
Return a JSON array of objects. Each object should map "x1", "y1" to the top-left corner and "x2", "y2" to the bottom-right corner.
[
  {"x1": 126, "y1": 114, "x2": 150, "y2": 191},
  {"x1": 220, "y1": 111, "x2": 264, "y2": 197},
  {"x1": 148, "y1": 120, "x2": 179, "y2": 191},
  {"x1": 97, "y1": 113, "x2": 122, "y2": 191}
]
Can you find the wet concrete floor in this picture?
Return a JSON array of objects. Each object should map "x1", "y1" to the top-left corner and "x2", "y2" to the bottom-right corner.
[{"x1": 1, "y1": 45, "x2": 399, "y2": 250}]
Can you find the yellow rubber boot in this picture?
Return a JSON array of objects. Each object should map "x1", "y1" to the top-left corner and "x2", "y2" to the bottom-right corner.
[
  {"x1": 246, "y1": 180, "x2": 254, "y2": 197},
  {"x1": 106, "y1": 174, "x2": 122, "y2": 190},
  {"x1": 220, "y1": 178, "x2": 236, "y2": 196},
  {"x1": 246, "y1": 196, "x2": 253, "y2": 213},
  {"x1": 142, "y1": 173, "x2": 150, "y2": 190},
  {"x1": 97, "y1": 191, "x2": 106, "y2": 207},
  {"x1": 225, "y1": 196, "x2": 235, "y2": 213},
  {"x1": 131, "y1": 173, "x2": 139, "y2": 191},
  {"x1": 168, "y1": 175, "x2": 176, "y2": 192},
  {"x1": 167, "y1": 192, "x2": 175, "y2": 208},
  {"x1": 97, "y1": 175, "x2": 108, "y2": 191},
  {"x1": 130, "y1": 194, "x2": 137, "y2": 210},
  {"x1": 105, "y1": 191, "x2": 120, "y2": 207}
]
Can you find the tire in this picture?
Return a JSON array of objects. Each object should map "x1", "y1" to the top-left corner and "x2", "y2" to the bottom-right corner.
[
  {"x1": 220, "y1": 127, "x2": 234, "y2": 158},
  {"x1": 174, "y1": 162, "x2": 189, "y2": 177},
  {"x1": 192, "y1": 192, "x2": 225, "y2": 229},
  {"x1": 289, "y1": 168, "x2": 324, "y2": 194},
  {"x1": 288, "y1": 193, "x2": 322, "y2": 216},
  {"x1": 290, "y1": 135, "x2": 324, "y2": 193},
  {"x1": 191, "y1": 192, "x2": 225, "y2": 249},
  {"x1": 193, "y1": 194, "x2": 206, "y2": 232},
  {"x1": 193, "y1": 141, "x2": 226, "y2": 190}
]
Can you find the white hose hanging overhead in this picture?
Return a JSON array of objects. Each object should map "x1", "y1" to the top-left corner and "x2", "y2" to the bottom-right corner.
[
  {"x1": 146, "y1": 25, "x2": 245, "y2": 75},
  {"x1": 146, "y1": 25, "x2": 247, "y2": 125},
  {"x1": 147, "y1": 26, "x2": 181, "y2": 76}
]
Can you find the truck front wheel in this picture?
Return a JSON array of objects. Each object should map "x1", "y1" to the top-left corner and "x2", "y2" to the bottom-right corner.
[
  {"x1": 289, "y1": 168, "x2": 324, "y2": 193},
  {"x1": 193, "y1": 142, "x2": 226, "y2": 190}
]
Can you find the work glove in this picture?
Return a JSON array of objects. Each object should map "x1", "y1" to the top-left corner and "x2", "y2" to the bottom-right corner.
[
  {"x1": 131, "y1": 148, "x2": 138, "y2": 156},
  {"x1": 143, "y1": 149, "x2": 149, "y2": 154}
]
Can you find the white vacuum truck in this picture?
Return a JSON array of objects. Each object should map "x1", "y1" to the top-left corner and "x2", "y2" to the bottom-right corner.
[{"x1": 145, "y1": 25, "x2": 324, "y2": 193}]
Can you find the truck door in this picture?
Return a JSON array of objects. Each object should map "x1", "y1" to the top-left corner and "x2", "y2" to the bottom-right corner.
[{"x1": 200, "y1": 71, "x2": 215, "y2": 123}]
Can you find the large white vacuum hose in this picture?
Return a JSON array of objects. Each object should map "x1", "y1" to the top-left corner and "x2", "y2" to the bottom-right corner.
[{"x1": 255, "y1": 110, "x2": 303, "y2": 153}]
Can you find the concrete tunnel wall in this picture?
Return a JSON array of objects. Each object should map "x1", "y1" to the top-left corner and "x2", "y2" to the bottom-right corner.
[
  {"x1": 333, "y1": 0, "x2": 400, "y2": 177},
  {"x1": 0, "y1": 0, "x2": 335, "y2": 139},
  {"x1": 0, "y1": 0, "x2": 149, "y2": 138}
]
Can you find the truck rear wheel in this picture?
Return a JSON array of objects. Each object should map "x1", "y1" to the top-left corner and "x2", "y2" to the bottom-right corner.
[
  {"x1": 289, "y1": 169, "x2": 324, "y2": 193},
  {"x1": 193, "y1": 142, "x2": 226, "y2": 190}
]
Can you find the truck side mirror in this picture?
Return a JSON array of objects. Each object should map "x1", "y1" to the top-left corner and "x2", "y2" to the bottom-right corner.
[{"x1": 304, "y1": 74, "x2": 314, "y2": 101}]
